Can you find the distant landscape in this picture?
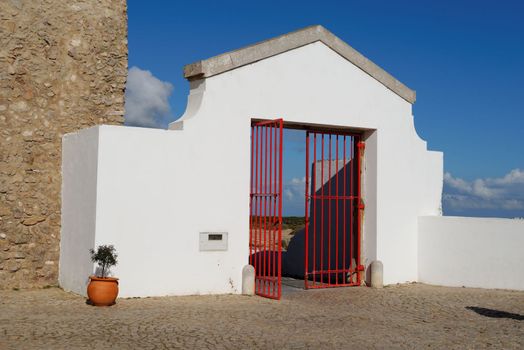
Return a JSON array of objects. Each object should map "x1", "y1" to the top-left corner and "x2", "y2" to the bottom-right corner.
[
  {"x1": 250, "y1": 217, "x2": 304, "y2": 251},
  {"x1": 282, "y1": 216, "x2": 305, "y2": 232}
]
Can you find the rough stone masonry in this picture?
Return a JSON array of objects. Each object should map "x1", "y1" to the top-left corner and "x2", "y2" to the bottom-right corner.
[{"x1": 0, "y1": 0, "x2": 128, "y2": 289}]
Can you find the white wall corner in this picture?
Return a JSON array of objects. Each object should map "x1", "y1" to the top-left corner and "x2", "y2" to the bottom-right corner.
[{"x1": 59, "y1": 126, "x2": 100, "y2": 296}]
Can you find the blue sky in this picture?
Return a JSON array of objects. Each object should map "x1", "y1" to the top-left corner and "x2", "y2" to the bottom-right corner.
[{"x1": 126, "y1": 0, "x2": 524, "y2": 217}]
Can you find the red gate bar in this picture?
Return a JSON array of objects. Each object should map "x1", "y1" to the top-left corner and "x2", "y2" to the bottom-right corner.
[
  {"x1": 304, "y1": 130, "x2": 364, "y2": 289},
  {"x1": 356, "y1": 140, "x2": 365, "y2": 282},
  {"x1": 249, "y1": 119, "x2": 283, "y2": 300}
]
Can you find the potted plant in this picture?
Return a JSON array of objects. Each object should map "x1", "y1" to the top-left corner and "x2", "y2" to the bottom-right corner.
[{"x1": 87, "y1": 245, "x2": 119, "y2": 306}]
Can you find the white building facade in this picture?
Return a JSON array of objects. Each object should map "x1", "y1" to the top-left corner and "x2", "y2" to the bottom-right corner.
[{"x1": 59, "y1": 26, "x2": 524, "y2": 298}]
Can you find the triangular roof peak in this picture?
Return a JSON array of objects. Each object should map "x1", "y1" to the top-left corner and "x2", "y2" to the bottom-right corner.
[{"x1": 184, "y1": 25, "x2": 416, "y2": 104}]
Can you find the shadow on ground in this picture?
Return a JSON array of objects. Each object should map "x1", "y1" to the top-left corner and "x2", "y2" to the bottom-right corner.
[{"x1": 466, "y1": 306, "x2": 524, "y2": 321}]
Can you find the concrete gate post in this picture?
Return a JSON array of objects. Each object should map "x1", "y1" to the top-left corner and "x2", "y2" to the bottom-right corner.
[
  {"x1": 370, "y1": 260, "x2": 383, "y2": 288},
  {"x1": 242, "y1": 265, "x2": 255, "y2": 295}
]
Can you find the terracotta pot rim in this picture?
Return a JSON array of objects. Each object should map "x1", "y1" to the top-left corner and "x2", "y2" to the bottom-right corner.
[{"x1": 89, "y1": 276, "x2": 119, "y2": 282}]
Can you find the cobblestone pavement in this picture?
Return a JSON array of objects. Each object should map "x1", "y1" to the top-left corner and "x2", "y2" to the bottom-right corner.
[{"x1": 1, "y1": 283, "x2": 523, "y2": 349}]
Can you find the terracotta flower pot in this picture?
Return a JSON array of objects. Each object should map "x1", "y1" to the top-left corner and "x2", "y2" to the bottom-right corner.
[{"x1": 87, "y1": 276, "x2": 119, "y2": 306}]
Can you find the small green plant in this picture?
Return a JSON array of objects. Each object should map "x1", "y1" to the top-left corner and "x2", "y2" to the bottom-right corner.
[{"x1": 89, "y1": 245, "x2": 118, "y2": 278}]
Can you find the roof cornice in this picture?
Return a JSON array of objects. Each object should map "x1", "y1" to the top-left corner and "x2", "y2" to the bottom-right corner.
[{"x1": 183, "y1": 25, "x2": 416, "y2": 104}]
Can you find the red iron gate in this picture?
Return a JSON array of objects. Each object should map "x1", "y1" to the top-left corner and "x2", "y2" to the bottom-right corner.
[
  {"x1": 249, "y1": 119, "x2": 283, "y2": 299},
  {"x1": 304, "y1": 131, "x2": 364, "y2": 289}
]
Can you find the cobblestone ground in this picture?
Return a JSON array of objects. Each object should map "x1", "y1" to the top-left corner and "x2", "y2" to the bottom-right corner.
[{"x1": 1, "y1": 283, "x2": 523, "y2": 349}]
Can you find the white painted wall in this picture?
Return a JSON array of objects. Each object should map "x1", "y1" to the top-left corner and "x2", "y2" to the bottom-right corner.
[
  {"x1": 172, "y1": 42, "x2": 443, "y2": 285},
  {"x1": 60, "y1": 125, "x2": 249, "y2": 297},
  {"x1": 60, "y1": 41, "x2": 443, "y2": 297},
  {"x1": 59, "y1": 127, "x2": 99, "y2": 295},
  {"x1": 95, "y1": 126, "x2": 248, "y2": 297},
  {"x1": 419, "y1": 216, "x2": 524, "y2": 291}
]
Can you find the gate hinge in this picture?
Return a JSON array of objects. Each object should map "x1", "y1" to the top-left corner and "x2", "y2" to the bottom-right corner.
[
  {"x1": 357, "y1": 202, "x2": 365, "y2": 210},
  {"x1": 356, "y1": 265, "x2": 365, "y2": 272},
  {"x1": 357, "y1": 141, "x2": 365, "y2": 150}
]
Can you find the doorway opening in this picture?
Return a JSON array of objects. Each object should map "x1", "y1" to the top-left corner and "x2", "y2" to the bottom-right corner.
[{"x1": 249, "y1": 119, "x2": 364, "y2": 299}]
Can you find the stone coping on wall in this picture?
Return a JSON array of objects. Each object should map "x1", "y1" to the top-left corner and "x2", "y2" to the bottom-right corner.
[{"x1": 183, "y1": 25, "x2": 416, "y2": 104}]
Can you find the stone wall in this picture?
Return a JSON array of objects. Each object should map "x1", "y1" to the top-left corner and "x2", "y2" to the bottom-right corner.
[{"x1": 0, "y1": 0, "x2": 128, "y2": 289}]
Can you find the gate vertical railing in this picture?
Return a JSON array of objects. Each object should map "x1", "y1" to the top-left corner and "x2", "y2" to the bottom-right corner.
[
  {"x1": 304, "y1": 130, "x2": 364, "y2": 289},
  {"x1": 249, "y1": 119, "x2": 283, "y2": 300}
]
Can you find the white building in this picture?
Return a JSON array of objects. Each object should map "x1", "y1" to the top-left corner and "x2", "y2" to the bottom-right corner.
[{"x1": 59, "y1": 26, "x2": 524, "y2": 298}]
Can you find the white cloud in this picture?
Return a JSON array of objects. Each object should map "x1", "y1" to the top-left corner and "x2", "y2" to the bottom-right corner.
[
  {"x1": 443, "y1": 169, "x2": 524, "y2": 212},
  {"x1": 284, "y1": 177, "x2": 305, "y2": 201},
  {"x1": 493, "y1": 168, "x2": 524, "y2": 185},
  {"x1": 124, "y1": 66, "x2": 173, "y2": 128},
  {"x1": 283, "y1": 177, "x2": 306, "y2": 215}
]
